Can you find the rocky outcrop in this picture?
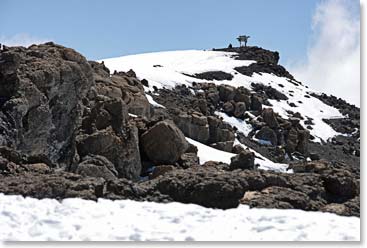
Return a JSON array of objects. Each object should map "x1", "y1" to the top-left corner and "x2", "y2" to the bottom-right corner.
[
  {"x1": 0, "y1": 42, "x2": 94, "y2": 168},
  {"x1": 0, "y1": 159, "x2": 359, "y2": 216},
  {"x1": 229, "y1": 150, "x2": 255, "y2": 170},
  {"x1": 188, "y1": 71, "x2": 233, "y2": 81},
  {"x1": 141, "y1": 121, "x2": 189, "y2": 164},
  {"x1": 214, "y1": 46, "x2": 280, "y2": 64},
  {"x1": 235, "y1": 62, "x2": 294, "y2": 80}
]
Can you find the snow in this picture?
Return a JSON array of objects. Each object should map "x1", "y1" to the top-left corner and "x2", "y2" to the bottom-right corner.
[
  {"x1": 215, "y1": 111, "x2": 253, "y2": 136},
  {"x1": 186, "y1": 138, "x2": 288, "y2": 173},
  {"x1": 102, "y1": 50, "x2": 345, "y2": 143},
  {"x1": 0, "y1": 193, "x2": 359, "y2": 241},
  {"x1": 146, "y1": 94, "x2": 165, "y2": 108}
]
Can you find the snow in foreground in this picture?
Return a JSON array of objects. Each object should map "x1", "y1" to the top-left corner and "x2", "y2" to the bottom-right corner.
[{"x1": 0, "y1": 194, "x2": 359, "y2": 241}]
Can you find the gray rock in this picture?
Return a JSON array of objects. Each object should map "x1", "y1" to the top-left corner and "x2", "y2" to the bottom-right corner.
[
  {"x1": 262, "y1": 108, "x2": 279, "y2": 128},
  {"x1": 76, "y1": 155, "x2": 118, "y2": 181},
  {"x1": 141, "y1": 121, "x2": 189, "y2": 164},
  {"x1": 255, "y1": 126, "x2": 278, "y2": 146},
  {"x1": 0, "y1": 43, "x2": 94, "y2": 167},
  {"x1": 76, "y1": 126, "x2": 141, "y2": 180},
  {"x1": 233, "y1": 102, "x2": 246, "y2": 118}
]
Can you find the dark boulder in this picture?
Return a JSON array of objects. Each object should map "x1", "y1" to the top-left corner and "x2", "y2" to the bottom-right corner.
[
  {"x1": 191, "y1": 71, "x2": 233, "y2": 81},
  {"x1": 229, "y1": 150, "x2": 255, "y2": 170},
  {"x1": 255, "y1": 126, "x2": 277, "y2": 146},
  {"x1": 141, "y1": 121, "x2": 189, "y2": 164},
  {"x1": 262, "y1": 108, "x2": 279, "y2": 128},
  {"x1": 218, "y1": 85, "x2": 235, "y2": 101},
  {"x1": 0, "y1": 43, "x2": 94, "y2": 167}
]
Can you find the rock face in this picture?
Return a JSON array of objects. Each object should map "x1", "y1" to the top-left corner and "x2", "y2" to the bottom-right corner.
[
  {"x1": 141, "y1": 121, "x2": 189, "y2": 164},
  {"x1": 0, "y1": 42, "x2": 94, "y2": 167}
]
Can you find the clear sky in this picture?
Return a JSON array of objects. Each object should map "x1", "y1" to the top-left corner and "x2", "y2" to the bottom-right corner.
[{"x1": 1, "y1": 0, "x2": 320, "y2": 63}]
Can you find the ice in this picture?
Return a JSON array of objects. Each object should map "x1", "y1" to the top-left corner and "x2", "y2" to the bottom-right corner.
[{"x1": 0, "y1": 193, "x2": 359, "y2": 241}]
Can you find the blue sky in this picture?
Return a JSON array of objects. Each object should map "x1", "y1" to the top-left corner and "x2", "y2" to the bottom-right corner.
[{"x1": 1, "y1": 0, "x2": 323, "y2": 63}]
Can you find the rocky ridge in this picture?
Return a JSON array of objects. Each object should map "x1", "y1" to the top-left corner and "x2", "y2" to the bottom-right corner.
[{"x1": 0, "y1": 43, "x2": 360, "y2": 217}]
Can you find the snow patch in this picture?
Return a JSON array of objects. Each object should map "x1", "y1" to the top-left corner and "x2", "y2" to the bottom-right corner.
[
  {"x1": 0, "y1": 193, "x2": 359, "y2": 241},
  {"x1": 186, "y1": 138, "x2": 288, "y2": 173}
]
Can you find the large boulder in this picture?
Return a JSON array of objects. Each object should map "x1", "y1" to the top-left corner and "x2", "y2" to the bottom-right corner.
[
  {"x1": 76, "y1": 126, "x2": 141, "y2": 180},
  {"x1": 229, "y1": 150, "x2": 255, "y2": 170},
  {"x1": 218, "y1": 85, "x2": 235, "y2": 101},
  {"x1": 141, "y1": 121, "x2": 189, "y2": 164},
  {"x1": 0, "y1": 43, "x2": 94, "y2": 167},
  {"x1": 262, "y1": 108, "x2": 279, "y2": 128},
  {"x1": 173, "y1": 112, "x2": 210, "y2": 144},
  {"x1": 255, "y1": 126, "x2": 277, "y2": 146}
]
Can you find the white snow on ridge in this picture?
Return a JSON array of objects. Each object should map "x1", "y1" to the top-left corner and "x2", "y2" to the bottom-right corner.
[
  {"x1": 102, "y1": 49, "x2": 344, "y2": 143},
  {"x1": 0, "y1": 194, "x2": 359, "y2": 241}
]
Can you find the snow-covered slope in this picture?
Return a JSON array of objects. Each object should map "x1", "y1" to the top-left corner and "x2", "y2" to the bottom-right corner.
[
  {"x1": 0, "y1": 194, "x2": 359, "y2": 241},
  {"x1": 103, "y1": 50, "x2": 344, "y2": 143}
]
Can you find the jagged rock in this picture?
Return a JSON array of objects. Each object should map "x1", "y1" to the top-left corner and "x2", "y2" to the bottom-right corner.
[
  {"x1": 76, "y1": 126, "x2": 141, "y2": 180},
  {"x1": 250, "y1": 95, "x2": 263, "y2": 112},
  {"x1": 235, "y1": 62, "x2": 294, "y2": 80},
  {"x1": 250, "y1": 83, "x2": 288, "y2": 100},
  {"x1": 75, "y1": 155, "x2": 118, "y2": 181},
  {"x1": 214, "y1": 46, "x2": 280, "y2": 64},
  {"x1": 0, "y1": 43, "x2": 94, "y2": 167},
  {"x1": 178, "y1": 153, "x2": 199, "y2": 168},
  {"x1": 286, "y1": 128, "x2": 298, "y2": 153},
  {"x1": 207, "y1": 116, "x2": 235, "y2": 143},
  {"x1": 141, "y1": 121, "x2": 189, "y2": 164},
  {"x1": 223, "y1": 101, "x2": 235, "y2": 115},
  {"x1": 173, "y1": 112, "x2": 210, "y2": 143},
  {"x1": 255, "y1": 126, "x2": 277, "y2": 146},
  {"x1": 229, "y1": 150, "x2": 255, "y2": 170},
  {"x1": 262, "y1": 108, "x2": 279, "y2": 128},
  {"x1": 191, "y1": 71, "x2": 233, "y2": 81},
  {"x1": 155, "y1": 167, "x2": 246, "y2": 209},
  {"x1": 296, "y1": 130, "x2": 310, "y2": 155},
  {"x1": 233, "y1": 102, "x2": 246, "y2": 118},
  {"x1": 218, "y1": 85, "x2": 235, "y2": 101},
  {"x1": 323, "y1": 173, "x2": 358, "y2": 199},
  {"x1": 0, "y1": 171, "x2": 106, "y2": 200},
  {"x1": 233, "y1": 87, "x2": 251, "y2": 106}
]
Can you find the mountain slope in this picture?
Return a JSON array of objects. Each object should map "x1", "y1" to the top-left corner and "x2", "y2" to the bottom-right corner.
[{"x1": 102, "y1": 47, "x2": 359, "y2": 170}]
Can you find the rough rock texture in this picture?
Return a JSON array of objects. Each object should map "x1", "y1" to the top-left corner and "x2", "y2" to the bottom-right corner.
[
  {"x1": 0, "y1": 43, "x2": 360, "y2": 218},
  {"x1": 75, "y1": 155, "x2": 118, "y2": 181},
  {"x1": 0, "y1": 42, "x2": 94, "y2": 167},
  {"x1": 214, "y1": 46, "x2": 280, "y2": 64},
  {"x1": 229, "y1": 150, "x2": 255, "y2": 170},
  {"x1": 0, "y1": 160, "x2": 359, "y2": 216},
  {"x1": 188, "y1": 71, "x2": 234, "y2": 81},
  {"x1": 141, "y1": 121, "x2": 189, "y2": 164}
]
